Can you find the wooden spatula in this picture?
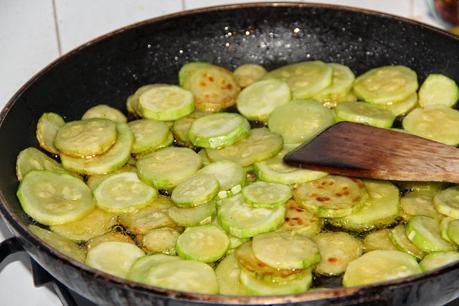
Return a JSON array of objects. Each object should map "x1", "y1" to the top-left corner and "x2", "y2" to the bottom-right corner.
[{"x1": 283, "y1": 121, "x2": 459, "y2": 183}]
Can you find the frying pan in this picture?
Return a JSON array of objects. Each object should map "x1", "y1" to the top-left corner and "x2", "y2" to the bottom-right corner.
[{"x1": 0, "y1": 2, "x2": 458, "y2": 306}]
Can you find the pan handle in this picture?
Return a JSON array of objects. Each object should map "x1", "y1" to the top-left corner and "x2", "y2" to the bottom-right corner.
[{"x1": 0, "y1": 237, "x2": 24, "y2": 264}]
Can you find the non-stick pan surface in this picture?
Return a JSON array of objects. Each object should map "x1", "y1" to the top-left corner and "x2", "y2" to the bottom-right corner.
[{"x1": 0, "y1": 3, "x2": 459, "y2": 306}]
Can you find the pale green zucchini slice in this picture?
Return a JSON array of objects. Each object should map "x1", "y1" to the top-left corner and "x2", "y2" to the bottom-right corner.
[
  {"x1": 86, "y1": 241, "x2": 145, "y2": 278},
  {"x1": 236, "y1": 79, "x2": 291, "y2": 121},
  {"x1": 239, "y1": 268, "x2": 312, "y2": 295},
  {"x1": 353, "y1": 65, "x2": 418, "y2": 104},
  {"x1": 419, "y1": 251, "x2": 459, "y2": 272},
  {"x1": 313, "y1": 232, "x2": 363, "y2": 276},
  {"x1": 402, "y1": 106, "x2": 459, "y2": 146},
  {"x1": 176, "y1": 225, "x2": 229, "y2": 262},
  {"x1": 441, "y1": 217, "x2": 455, "y2": 243},
  {"x1": 329, "y1": 180, "x2": 399, "y2": 231},
  {"x1": 234, "y1": 64, "x2": 267, "y2": 88},
  {"x1": 280, "y1": 199, "x2": 323, "y2": 237},
  {"x1": 137, "y1": 147, "x2": 201, "y2": 190},
  {"x1": 188, "y1": 112, "x2": 250, "y2": 149},
  {"x1": 145, "y1": 259, "x2": 219, "y2": 294},
  {"x1": 215, "y1": 253, "x2": 250, "y2": 295},
  {"x1": 86, "y1": 231, "x2": 135, "y2": 250},
  {"x1": 16, "y1": 147, "x2": 68, "y2": 181},
  {"x1": 142, "y1": 227, "x2": 180, "y2": 255},
  {"x1": 55, "y1": 118, "x2": 117, "y2": 158},
  {"x1": 293, "y1": 176, "x2": 368, "y2": 218},
  {"x1": 252, "y1": 231, "x2": 320, "y2": 269},
  {"x1": 197, "y1": 160, "x2": 246, "y2": 195},
  {"x1": 447, "y1": 219, "x2": 459, "y2": 245},
  {"x1": 242, "y1": 181, "x2": 291, "y2": 208},
  {"x1": 61, "y1": 123, "x2": 134, "y2": 175},
  {"x1": 376, "y1": 92, "x2": 418, "y2": 116},
  {"x1": 434, "y1": 186, "x2": 459, "y2": 218},
  {"x1": 17, "y1": 170, "x2": 95, "y2": 226},
  {"x1": 138, "y1": 84, "x2": 194, "y2": 121},
  {"x1": 126, "y1": 84, "x2": 159, "y2": 115},
  {"x1": 128, "y1": 119, "x2": 170, "y2": 154},
  {"x1": 36, "y1": 112, "x2": 65, "y2": 154},
  {"x1": 389, "y1": 225, "x2": 425, "y2": 260},
  {"x1": 172, "y1": 111, "x2": 209, "y2": 146},
  {"x1": 127, "y1": 254, "x2": 180, "y2": 282},
  {"x1": 218, "y1": 194, "x2": 285, "y2": 238},
  {"x1": 401, "y1": 190, "x2": 442, "y2": 221},
  {"x1": 312, "y1": 63, "x2": 355, "y2": 103},
  {"x1": 406, "y1": 216, "x2": 455, "y2": 252},
  {"x1": 418, "y1": 74, "x2": 459, "y2": 108},
  {"x1": 50, "y1": 208, "x2": 117, "y2": 241},
  {"x1": 315, "y1": 91, "x2": 357, "y2": 109},
  {"x1": 263, "y1": 61, "x2": 333, "y2": 99},
  {"x1": 206, "y1": 128, "x2": 283, "y2": 167},
  {"x1": 168, "y1": 201, "x2": 215, "y2": 227},
  {"x1": 254, "y1": 149, "x2": 327, "y2": 184},
  {"x1": 363, "y1": 229, "x2": 397, "y2": 252},
  {"x1": 86, "y1": 164, "x2": 137, "y2": 191},
  {"x1": 335, "y1": 101, "x2": 395, "y2": 128},
  {"x1": 197, "y1": 149, "x2": 211, "y2": 166},
  {"x1": 342, "y1": 250, "x2": 421, "y2": 287},
  {"x1": 29, "y1": 225, "x2": 86, "y2": 262},
  {"x1": 118, "y1": 196, "x2": 176, "y2": 234},
  {"x1": 178, "y1": 62, "x2": 211, "y2": 86},
  {"x1": 182, "y1": 63, "x2": 241, "y2": 112},
  {"x1": 171, "y1": 174, "x2": 219, "y2": 207},
  {"x1": 268, "y1": 100, "x2": 334, "y2": 144},
  {"x1": 82, "y1": 104, "x2": 127, "y2": 123}
]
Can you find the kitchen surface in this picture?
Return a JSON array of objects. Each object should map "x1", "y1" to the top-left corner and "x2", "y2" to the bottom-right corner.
[{"x1": 0, "y1": 1, "x2": 449, "y2": 305}]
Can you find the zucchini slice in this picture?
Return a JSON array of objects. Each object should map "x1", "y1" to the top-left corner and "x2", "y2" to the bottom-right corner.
[
  {"x1": 128, "y1": 119, "x2": 170, "y2": 154},
  {"x1": 86, "y1": 231, "x2": 135, "y2": 250},
  {"x1": 236, "y1": 79, "x2": 291, "y2": 121},
  {"x1": 172, "y1": 111, "x2": 209, "y2": 146},
  {"x1": 171, "y1": 174, "x2": 219, "y2": 207},
  {"x1": 197, "y1": 160, "x2": 246, "y2": 194},
  {"x1": 335, "y1": 101, "x2": 395, "y2": 128},
  {"x1": 188, "y1": 112, "x2": 250, "y2": 149},
  {"x1": 16, "y1": 147, "x2": 68, "y2": 181},
  {"x1": 36, "y1": 112, "x2": 65, "y2": 154},
  {"x1": 127, "y1": 254, "x2": 180, "y2": 283},
  {"x1": 168, "y1": 201, "x2": 215, "y2": 227},
  {"x1": 61, "y1": 123, "x2": 134, "y2": 175},
  {"x1": 17, "y1": 170, "x2": 95, "y2": 226},
  {"x1": 376, "y1": 92, "x2": 418, "y2": 116},
  {"x1": 363, "y1": 229, "x2": 397, "y2": 252},
  {"x1": 215, "y1": 253, "x2": 250, "y2": 295},
  {"x1": 312, "y1": 63, "x2": 355, "y2": 104},
  {"x1": 419, "y1": 251, "x2": 459, "y2": 272},
  {"x1": 447, "y1": 219, "x2": 459, "y2": 245},
  {"x1": 441, "y1": 217, "x2": 455, "y2": 243},
  {"x1": 86, "y1": 164, "x2": 137, "y2": 191},
  {"x1": 82, "y1": 104, "x2": 127, "y2": 123},
  {"x1": 418, "y1": 74, "x2": 459, "y2": 108},
  {"x1": 234, "y1": 64, "x2": 267, "y2": 88},
  {"x1": 389, "y1": 225, "x2": 425, "y2": 260},
  {"x1": 280, "y1": 199, "x2": 323, "y2": 237},
  {"x1": 406, "y1": 216, "x2": 455, "y2": 252},
  {"x1": 268, "y1": 100, "x2": 334, "y2": 144},
  {"x1": 342, "y1": 250, "x2": 421, "y2": 287},
  {"x1": 142, "y1": 227, "x2": 180, "y2": 255},
  {"x1": 401, "y1": 190, "x2": 442, "y2": 221},
  {"x1": 137, "y1": 147, "x2": 201, "y2": 190},
  {"x1": 434, "y1": 186, "x2": 459, "y2": 218},
  {"x1": 313, "y1": 232, "x2": 363, "y2": 276},
  {"x1": 353, "y1": 65, "x2": 418, "y2": 104},
  {"x1": 145, "y1": 259, "x2": 219, "y2": 294},
  {"x1": 178, "y1": 62, "x2": 211, "y2": 86},
  {"x1": 242, "y1": 181, "x2": 292, "y2": 208},
  {"x1": 126, "y1": 84, "x2": 159, "y2": 115},
  {"x1": 86, "y1": 241, "x2": 145, "y2": 278},
  {"x1": 138, "y1": 84, "x2": 194, "y2": 121}
]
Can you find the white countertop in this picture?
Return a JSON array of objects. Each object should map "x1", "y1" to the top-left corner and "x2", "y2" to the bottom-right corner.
[{"x1": 0, "y1": 1, "x2": 441, "y2": 305}]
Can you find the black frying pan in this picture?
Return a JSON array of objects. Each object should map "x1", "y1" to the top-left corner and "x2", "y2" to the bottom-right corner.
[{"x1": 0, "y1": 3, "x2": 458, "y2": 306}]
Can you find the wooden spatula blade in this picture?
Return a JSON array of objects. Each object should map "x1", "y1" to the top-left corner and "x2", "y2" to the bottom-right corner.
[{"x1": 283, "y1": 122, "x2": 459, "y2": 183}]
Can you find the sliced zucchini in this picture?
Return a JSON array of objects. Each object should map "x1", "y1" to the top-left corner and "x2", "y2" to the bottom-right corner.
[
  {"x1": 172, "y1": 111, "x2": 209, "y2": 146},
  {"x1": 168, "y1": 201, "x2": 216, "y2": 227},
  {"x1": 138, "y1": 84, "x2": 194, "y2": 121},
  {"x1": 197, "y1": 149, "x2": 211, "y2": 166},
  {"x1": 376, "y1": 92, "x2": 418, "y2": 116},
  {"x1": 312, "y1": 63, "x2": 355, "y2": 104},
  {"x1": 402, "y1": 106, "x2": 459, "y2": 146},
  {"x1": 314, "y1": 91, "x2": 357, "y2": 109},
  {"x1": 55, "y1": 118, "x2": 117, "y2": 158},
  {"x1": 353, "y1": 65, "x2": 418, "y2": 104},
  {"x1": 293, "y1": 176, "x2": 368, "y2": 218},
  {"x1": 36, "y1": 112, "x2": 65, "y2": 154},
  {"x1": 342, "y1": 250, "x2": 421, "y2": 287},
  {"x1": 176, "y1": 225, "x2": 229, "y2": 262},
  {"x1": 280, "y1": 199, "x2": 323, "y2": 237},
  {"x1": 234, "y1": 64, "x2": 267, "y2": 88},
  {"x1": 401, "y1": 190, "x2": 442, "y2": 221},
  {"x1": 142, "y1": 227, "x2": 180, "y2": 255},
  {"x1": 218, "y1": 194, "x2": 285, "y2": 238},
  {"x1": 215, "y1": 253, "x2": 250, "y2": 295},
  {"x1": 86, "y1": 241, "x2": 145, "y2": 278},
  {"x1": 418, "y1": 74, "x2": 459, "y2": 108},
  {"x1": 188, "y1": 112, "x2": 250, "y2": 149},
  {"x1": 363, "y1": 229, "x2": 397, "y2": 252},
  {"x1": 16, "y1": 147, "x2": 68, "y2": 181},
  {"x1": 268, "y1": 100, "x2": 334, "y2": 144},
  {"x1": 61, "y1": 123, "x2": 134, "y2": 175},
  {"x1": 86, "y1": 164, "x2": 137, "y2": 191},
  {"x1": 434, "y1": 186, "x2": 459, "y2": 218},
  {"x1": 420, "y1": 251, "x2": 459, "y2": 271},
  {"x1": 447, "y1": 219, "x2": 459, "y2": 245},
  {"x1": 29, "y1": 225, "x2": 86, "y2": 262},
  {"x1": 171, "y1": 174, "x2": 219, "y2": 207},
  {"x1": 441, "y1": 217, "x2": 455, "y2": 243},
  {"x1": 263, "y1": 61, "x2": 333, "y2": 99},
  {"x1": 17, "y1": 170, "x2": 95, "y2": 226},
  {"x1": 313, "y1": 232, "x2": 363, "y2": 276},
  {"x1": 50, "y1": 208, "x2": 117, "y2": 241},
  {"x1": 236, "y1": 79, "x2": 291, "y2": 121},
  {"x1": 389, "y1": 225, "x2": 425, "y2": 260},
  {"x1": 242, "y1": 181, "x2": 292, "y2": 208},
  {"x1": 197, "y1": 160, "x2": 246, "y2": 194},
  {"x1": 86, "y1": 231, "x2": 135, "y2": 250},
  {"x1": 82, "y1": 104, "x2": 127, "y2": 123},
  {"x1": 178, "y1": 62, "x2": 211, "y2": 86},
  {"x1": 335, "y1": 101, "x2": 395, "y2": 128},
  {"x1": 252, "y1": 231, "x2": 320, "y2": 269},
  {"x1": 329, "y1": 180, "x2": 399, "y2": 231},
  {"x1": 406, "y1": 216, "x2": 455, "y2": 252},
  {"x1": 127, "y1": 254, "x2": 180, "y2": 283},
  {"x1": 128, "y1": 119, "x2": 170, "y2": 154},
  {"x1": 126, "y1": 84, "x2": 159, "y2": 115},
  {"x1": 206, "y1": 128, "x2": 283, "y2": 167},
  {"x1": 137, "y1": 147, "x2": 201, "y2": 190}
]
